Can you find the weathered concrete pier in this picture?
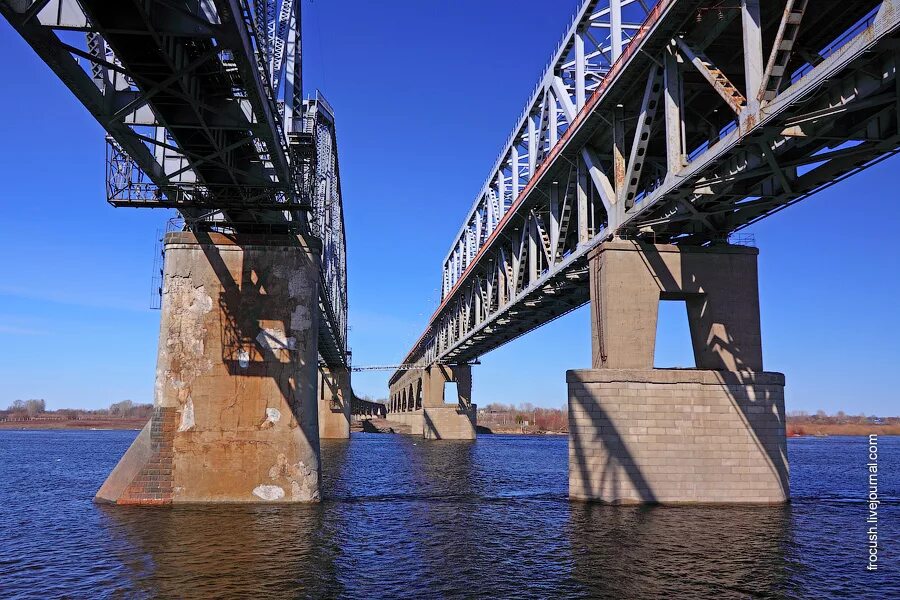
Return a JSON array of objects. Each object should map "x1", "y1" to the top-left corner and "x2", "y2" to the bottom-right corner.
[
  {"x1": 97, "y1": 233, "x2": 323, "y2": 504},
  {"x1": 318, "y1": 367, "x2": 352, "y2": 439},
  {"x1": 4, "y1": 0, "x2": 357, "y2": 504}
]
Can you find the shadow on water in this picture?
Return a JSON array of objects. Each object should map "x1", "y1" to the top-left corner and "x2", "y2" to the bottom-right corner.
[
  {"x1": 93, "y1": 427, "x2": 353, "y2": 598},
  {"x1": 568, "y1": 502, "x2": 797, "y2": 599}
]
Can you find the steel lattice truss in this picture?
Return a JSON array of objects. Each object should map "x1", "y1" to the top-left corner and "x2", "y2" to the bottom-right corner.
[
  {"x1": 1, "y1": 0, "x2": 349, "y2": 367},
  {"x1": 394, "y1": 0, "x2": 900, "y2": 382},
  {"x1": 305, "y1": 95, "x2": 349, "y2": 366}
]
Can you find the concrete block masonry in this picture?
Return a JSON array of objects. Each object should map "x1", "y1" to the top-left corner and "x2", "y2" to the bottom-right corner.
[
  {"x1": 424, "y1": 406, "x2": 477, "y2": 440},
  {"x1": 568, "y1": 369, "x2": 788, "y2": 504}
]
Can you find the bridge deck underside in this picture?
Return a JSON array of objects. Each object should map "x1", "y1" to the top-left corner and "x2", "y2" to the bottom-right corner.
[
  {"x1": 79, "y1": 0, "x2": 292, "y2": 223},
  {"x1": 588, "y1": 0, "x2": 887, "y2": 240}
]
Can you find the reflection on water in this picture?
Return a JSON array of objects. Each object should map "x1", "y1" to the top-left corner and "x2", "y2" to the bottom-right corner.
[
  {"x1": 0, "y1": 431, "x2": 896, "y2": 598},
  {"x1": 98, "y1": 505, "x2": 339, "y2": 598},
  {"x1": 569, "y1": 504, "x2": 794, "y2": 598}
]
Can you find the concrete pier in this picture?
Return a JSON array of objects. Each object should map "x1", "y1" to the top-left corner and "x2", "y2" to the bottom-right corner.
[
  {"x1": 96, "y1": 232, "x2": 323, "y2": 505},
  {"x1": 318, "y1": 366, "x2": 351, "y2": 439},
  {"x1": 422, "y1": 365, "x2": 476, "y2": 440},
  {"x1": 388, "y1": 410, "x2": 424, "y2": 435},
  {"x1": 389, "y1": 365, "x2": 476, "y2": 439},
  {"x1": 568, "y1": 241, "x2": 788, "y2": 504}
]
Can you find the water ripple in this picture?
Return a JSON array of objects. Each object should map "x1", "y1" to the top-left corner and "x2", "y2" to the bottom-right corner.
[{"x1": 0, "y1": 432, "x2": 896, "y2": 598}]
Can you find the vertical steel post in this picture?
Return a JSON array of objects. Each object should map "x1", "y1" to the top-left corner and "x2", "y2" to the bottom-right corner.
[
  {"x1": 741, "y1": 0, "x2": 763, "y2": 116},
  {"x1": 663, "y1": 45, "x2": 684, "y2": 173},
  {"x1": 527, "y1": 117, "x2": 537, "y2": 177},
  {"x1": 610, "y1": 0, "x2": 623, "y2": 62},
  {"x1": 575, "y1": 31, "x2": 586, "y2": 109},
  {"x1": 577, "y1": 157, "x2": 590, "y2": 244}
]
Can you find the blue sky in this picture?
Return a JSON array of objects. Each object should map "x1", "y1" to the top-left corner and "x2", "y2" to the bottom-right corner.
[{"x1": 0, "y1": 0, "x2": 898, "y2": 414}]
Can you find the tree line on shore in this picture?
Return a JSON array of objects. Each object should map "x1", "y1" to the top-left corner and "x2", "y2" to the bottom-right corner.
[
  {"x1": 786, "y1": 410, "x2": 899, "y2": 436},
  {"x1": 1, "y1": 399, "x2": 153, "y2": 421},
  {"x1": 478, "y1": 403, "x2": 568, "y2": 432},
  {"x1": 2, "y1": 398, "x2": 896, "y2": 433}
]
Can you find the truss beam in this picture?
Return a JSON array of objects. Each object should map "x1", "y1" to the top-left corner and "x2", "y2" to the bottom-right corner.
[{"x1": 392, "y1": 0, "x2": 899, "y2": 385}]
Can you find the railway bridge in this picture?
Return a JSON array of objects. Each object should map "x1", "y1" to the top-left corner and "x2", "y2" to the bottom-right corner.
[
  {"x1": 1, "y1": 0, "x2": 363, "y2": 503},
  {"x1": 390, "y1": 0, "x2": 900, "y2": 503},
  {"x1": 4, "y1": 0, "x2": 900, "y2": 506}
]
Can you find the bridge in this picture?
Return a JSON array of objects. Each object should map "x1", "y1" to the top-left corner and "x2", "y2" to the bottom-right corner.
[
  {"x1": 389, "y1": 0, "x2": 900, "y2": 503},
  {"x1": 3, "y1": 0, "x2": 898, "y2": 506},
  {"x1": 0, "y1": 0, "x2": 364, "y2": 503}
]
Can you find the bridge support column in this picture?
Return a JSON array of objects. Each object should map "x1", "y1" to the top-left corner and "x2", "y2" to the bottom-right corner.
[
  {"x1": 422, "y1": 365, "x2": 476, "y2": 440},
  {"x1": 96, "y1": 232, "x2": 323, "y2": 505},
  {"x1": 569, "y1": 241, "x2": 788, "y2": 504},
  {"x1": 318, "y1": 366, "x2": 351, "y2": 439}
]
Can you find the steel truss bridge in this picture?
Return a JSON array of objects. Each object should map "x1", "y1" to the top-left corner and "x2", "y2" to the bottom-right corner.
[
  {"x1": 1, "y1": 0, "x2": 349, "y2": 367},
  {"x1": 394, "y1": 0, "x2": 900, "y2": 383}
]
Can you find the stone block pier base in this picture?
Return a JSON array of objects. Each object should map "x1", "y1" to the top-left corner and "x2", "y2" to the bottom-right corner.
[
  {"x1": 568, "y1": 241, "x2": 789, "y2": 504},
  {"x1": 96, "y1": 232, "x2": 323, "y2": 505},
  {"x1": 319, "y1": 366, "x2": 351, "y2": 439},
  {"x1": 568, "y1": 369, "x2": 787, "y2": 503},
  {"x1": 389, "y1": 364, "x2": 476, "y2": 440}
]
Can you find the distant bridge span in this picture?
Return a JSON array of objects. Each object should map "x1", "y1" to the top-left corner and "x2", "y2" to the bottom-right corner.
[{"x1": 389, "y1": 0, "x2": 900, "y2": 503}]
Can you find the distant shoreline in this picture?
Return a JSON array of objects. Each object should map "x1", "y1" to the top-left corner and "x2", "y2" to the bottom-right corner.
[
  {"x1": 479, "y1": 428, "x2": 567, "y2": 436},
  {"x1": 787, "y1": 423, "x2": 900, "y2": 436},
  {"x1": 2, "y1": 419, "x2": 897, "y2": 438},
  {"x1": 0, "y1": 419, "x2": 146, "y2": 431}
]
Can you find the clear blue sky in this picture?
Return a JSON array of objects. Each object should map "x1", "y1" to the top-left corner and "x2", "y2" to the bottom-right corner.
[{"x1": 0, "y1": 0, "x2": 898, "y2": 414}]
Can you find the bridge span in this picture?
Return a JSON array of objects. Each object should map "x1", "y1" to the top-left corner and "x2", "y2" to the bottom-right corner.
[
  {"x1": 1, "y1": 0, "x2": 364, "y2": 503},
  {"x1": 390, "y1": 0, "x2": 900, "y2": 503},
  {"x1": 4, "y1": 0, "x2": 899, "y2": 506}
]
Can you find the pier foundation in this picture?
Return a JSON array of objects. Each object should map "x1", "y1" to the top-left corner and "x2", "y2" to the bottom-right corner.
[
  {"x1": 318, "y1": 366, "x2": 351, "y2": 439},
  {"x1": 389, "y1": 364, "x2": 476, "y2": 439},
  {"x1": 389, "y1": 410, "x2": 424, "y2": 435},
  {"x1": 568, "y1": 241, "x2": 788, "y2": 504},
  {"x1": 422, "y1": 365, "x2": 476, "y2": 440},
  {"x1": 96, "y1": 232, "x2": 322, "y2": 505}
]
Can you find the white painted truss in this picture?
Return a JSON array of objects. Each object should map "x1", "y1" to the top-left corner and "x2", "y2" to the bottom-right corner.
[
  {"x1": 441, "y1": 0, "x2": 656, "y2": 300},
  {"x1": 396, "y1": 0, "x2": 900, "y2": 382}
]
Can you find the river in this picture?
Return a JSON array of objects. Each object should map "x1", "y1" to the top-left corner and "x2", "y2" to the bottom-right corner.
[{"x1": 0, "y1": 431, "x2": 896, "y2": 598}]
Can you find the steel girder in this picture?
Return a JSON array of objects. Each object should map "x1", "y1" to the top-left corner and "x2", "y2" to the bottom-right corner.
[
  {"x1": 1, "y1": 0, "x2": 303, "y2": 218},
  {"x1": 393, "y1": 0, "x2": 900, "y2": 384},
  {"x1": 2, "y1": 0, "x2": 349, "y2": 367},
  {"x1": 305, "y1": 95, "x2": 349, "y2": 367}
]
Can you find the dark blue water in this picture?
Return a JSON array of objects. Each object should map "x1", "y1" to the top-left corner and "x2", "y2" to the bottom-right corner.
[{"x1": 0, "y1": 432, "x2": 897, "y2": 599}]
